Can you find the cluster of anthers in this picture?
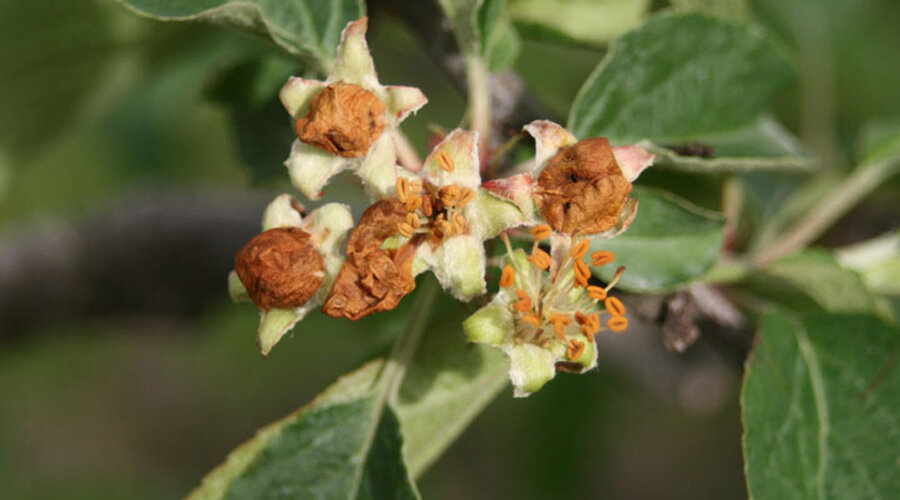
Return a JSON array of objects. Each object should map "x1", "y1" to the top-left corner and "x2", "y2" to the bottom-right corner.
[{"x1": 227, "y1": 16, "x2": 655, "y2": 397}]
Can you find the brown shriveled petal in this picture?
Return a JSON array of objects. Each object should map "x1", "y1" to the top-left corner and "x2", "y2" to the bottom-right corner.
[
  {"x1": 294, "y1": 82, "x2": 386, "y2": 158},
  {"x1": 234, "y1": 227, "x2": 325, "y2": 311},
  {"x1": 535, "y1": 138, "x2": 632, "y2": 234},
  {"x1": 323, "y1": 199, "x2": 421, "y2": 320}
]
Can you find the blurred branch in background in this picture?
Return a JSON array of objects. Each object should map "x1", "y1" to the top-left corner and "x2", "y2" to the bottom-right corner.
[{"x1": 0, "y1": 189, "x2": 266, "y2": 338}]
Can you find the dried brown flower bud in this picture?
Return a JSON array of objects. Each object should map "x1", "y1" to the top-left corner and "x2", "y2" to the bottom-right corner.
[
  {"x1": 234, "y1": 227, "x2": 325, "y2": 311},
  {"x1": 535, "y1": 138, "x2": 632, "y2": 234},
  {"x1": 293, "y1": 82, "x2": 386, "y2": 157},
  {"x1": 323, "y1": 199, "x2": 420, "y2": 320}
]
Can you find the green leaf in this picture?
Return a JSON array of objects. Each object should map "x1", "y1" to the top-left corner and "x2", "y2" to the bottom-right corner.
[
  {"x1": 590, "y1": 188, "x2": 725, "y2": 292},
  {"x1": 479, "y1": 0, "x2": 521, "y2": 71},
  {"x1": 645, "y1": 116, "x2": 815, "y2": 173},
  {"x1": 118, "y1": 0, "x2": 365, "y2": 69},
  {"x1": 744, "y1": 250, "x2": 887, "y2": 317},
  {"x1": 0, "y1": 0, "x2": 119, "y2": 162},
  {"x1": 395, "y1": 309, "x2": 508, "y2": 477},
  {"x1": 837, "y1": 231, "x2": 900, "y2": 297},
  {"x1": 440, "y1": 0, "x2": 520, "y2": 69},
  {"x1": 858, "y1": 118, "x2": 900, "y2": 165},
  {"x1": 190, "y1": 284, "x2": 509, "y2": 497},
  {"x1": 742, "y1": 312, "x2": 900, "y2": 499},
  {"x1": 670, "y1": 0, "x2": 748, "y2": 22},
  {"x1": 568, "y1": 13, "x2": 793, "y2": 144},
  {"x1": 509, "y1": 0, "x2": 649, "y2": 47}
]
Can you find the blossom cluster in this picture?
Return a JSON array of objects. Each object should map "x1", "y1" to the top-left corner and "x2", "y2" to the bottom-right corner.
[{"x1": 229, "y1": 17, "x2": 654, "y2": 396}]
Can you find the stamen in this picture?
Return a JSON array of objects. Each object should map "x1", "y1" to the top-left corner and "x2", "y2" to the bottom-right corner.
[
  {"x1": 397, "y1": 222, "x2": 414, "y2": 238},
  {"x1": 513, "y1": 290, "x2": 532, "y2": 312},
  {"x1": 574, "y1": 274, "x2": 589, "y2": 289},
  {"x1": 605, "y1": 266, "x2": 626, "y2": 291},
  {"x1": 591, "y1": 250, "x2": 615, "y2": 267},
  {"x1": 587, "y1": 286, "x2": 607, "y2": 300},
  {"x1": 437, "y1": 150, "x2": 454, "y2": 172},
  {"x1": 548, "y1": 314, "x2": 571, "y2": 340},
  {"x1": 530, "y1": 224, "x2": 552, "y2": 241},
  {"x1": 523, "y1": 313, "x2": 541, "y2": 327},
  {"x1": 452, "y1": 212, "x2": 467, "y2": 234},
  {"x1": 439, "y1": 185, "x2": 460, "y2": 207},
  {"x1": 405, "y1": 213, "x2": 420, "y2": 229},
  {"x1": 396, "y1": 177, "x2": 410, "y2": 202},
  {"x1": 574, "y1": 311, "x2": 587, "y2": 325},
  {"x1": 405, "y1": 195, "x2": 422, "y2": 212},
  {"x1": 574, "y1": 260, "x2": 591, "y2": 283},
  {"x1": 604, "y1": 297, "x2": 625, "y2": 317},
  {"x1": 607, "y1": 316, "x2": 628, "y2": 332},
  {"x1": 528, "y1": 249, "x2": 551, "y2": 270},
  {"x1": 421, "y1": 195, "x2": 433, "y2": 217},
  {"x1": 456, "y1": 188, "x2": 475, "y2": 208},
  {"x1": 570, "y1": 238, "x2": 590, "y2": 260},
  {"x1": 409, "y1": 179, "x2": 423, "y2": 194},
  {"x1": 566, "y1": 339, "x2": 585, "y2": 361},
  {"x1": 499, "y1": 265, "x2": 515, "y2": 288}
]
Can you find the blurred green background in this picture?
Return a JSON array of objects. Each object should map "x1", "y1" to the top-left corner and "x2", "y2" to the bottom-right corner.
[{"x1": 1, "y1": 0, "x2": 899, "y2": 498}]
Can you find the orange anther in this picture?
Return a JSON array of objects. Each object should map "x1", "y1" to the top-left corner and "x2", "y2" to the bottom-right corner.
[
  {"x1": 421, "y1": 196, "x2": 433, "y2": 217},
  {"x1": 499, "y1": 265, "x2": 515, "y2": 288},
  {"x1": 574, "y1": 259, "x2": 591, "y2": 282},
  {"x1": 456, "y1": 188, "x2": 475, "y2": 208},
  {"x1": 607, "y1": 315, "x2": 628, "y2": 332},
  {"x1": 523, "y1": 314, "x2": 542, "y2": 327},
  {"x1": 591, "y1": 250, "x2": 615, "y2": 267},
  {"x1": 436, "y1": 150, "x2": 454, "y2": 172},
  {"x1": 587, "y1": 286, "x2": 607, "y2": 300},
  {"x1": 548, "y1": 314, "x2": 571, "y2": 340},
  {"x1": 452, "y1": 212, "x2": 467, "y2": 234},
  {"x1": 405, "y1": 195, "x2": 422, "y2": 212},
  {"x1": 405, "y1": 213, "x2": 420, "y2": 229},
  {"x1": 570, "y1": 238, "x2": 590, "y2": 260},
  {"x1": 574, "y1": 311, "x2": 587, "y2": 325},
  {"x1": 433, "y1": 219, "x2": 451, "y2": 237},
  {"x1": 528, "y1": 249, "x2": 551, "y2": 270},
  {"x1": 410, "y1": 179, "x2": 423, "y2": 194},
  {"x1": 604, "y1": 297, "x2": 625, "y2": 317},
  {"x1": 513, "y1": 290, "x2": 532, "y2": 312},
  {"x1": 397, "y1": 222, "x2": 414, "y2": 238},
  {"x1": 439, "y1": 184, "x2": 460, "y2": 206},
  {"x1": 566, "y1": 339, "x2": 585, "y2": 361},
  {"x1": 396, "y1": 177, "x2": 410, "y2": 202},
  {"x1": 574, "y1": 273, "x2": 589, "y2": 289},
  {"x1": 530, "y1": 224, "x2": 552, "y2": 241}
]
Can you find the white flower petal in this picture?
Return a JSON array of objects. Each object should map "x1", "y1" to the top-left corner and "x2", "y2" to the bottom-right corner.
[
  {"x1": 464, "y1": 188, "x2": 530, "y2": 240},
  {"x1": 612, "y1": 144, "x2": 655, "y2": 182},
  {"x1": 284, "y1": 139, "x2": 351, "y2": 200},
  {"x1": 257, "y1": 306, "x2": 310, "y2": 357},
  {"x1": 329, "y1": 17, "x2": 379, "y2": 89},
  {"x1": 356, "y1": 133, "x2": 398, "y2": 199},
  {"x1": 279, "y1": 77, "x2": 325, "y2": 118},
  {"x1": 379, "y1": 85, "x2": 428, "y2": 123},
  {"x1": 428, "y1": 235, "x2": 486, "y2": 301},
  {"x1": 523, "y1": 120, "x2": 577, "y2": 170},
  {"x1": 301, "y1": 202, "x2": 354, "y2": 255},
  {"x1": 261, "y1": 193, "x2": 304, "y2": 231},
  {"x1": 228, "y1": 270, "x2": 250, "y2": 303},
  {"x1": 422, "y1": 129, "x2": 481, "y2": 189},
  {"x1": 504, "y1": 343, "x2": 557, "y2": 397}
]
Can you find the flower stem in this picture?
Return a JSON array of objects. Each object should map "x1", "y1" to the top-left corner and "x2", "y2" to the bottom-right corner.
[
  {"x1": 377, "y1": 276, "x2": 439, "y2": 404},
  {"x1": 465, "y1": 54, "x2": 491, "y2": 167},
  {"x1": 754, "y1": 159, "x2": 900, "y2": 265}
]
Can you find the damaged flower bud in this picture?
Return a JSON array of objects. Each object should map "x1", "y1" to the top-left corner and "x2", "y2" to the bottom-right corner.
[
  {"x1": 535, "y1": 138, "x2": 632, "y2": 234},
  {"x1": 234, "y1": 227, "x2": 325, "y2": 310},
  {"x1": 322, "y1": 199, "x2": 420, "y2": 320},
  {"x1": 293, "y1": 82, "x2": 386, "y2": 157}
]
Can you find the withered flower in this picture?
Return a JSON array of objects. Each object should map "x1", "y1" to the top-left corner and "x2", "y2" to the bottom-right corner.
[
  {"x1": 229, "y1": 195, "x2": 353, "y2": 356},
  {"x1": 322, "y1": 199, "x2": 420, "y2": 320},
  {"x1": 535, "y1": 138, "x2": 633, "y2": 234},
  {"x1": 280, "y1": 18, "x2": 428, "y2": 200},
  {"x1": 234, "y1": 227, "x2": 324, "y2": 310},
  {"x1": 293, "y1": 82, "x2": 386, "y2": 158},
  {"x1": 483, "y1": 120, "x2": 655, "y2": 239}
]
